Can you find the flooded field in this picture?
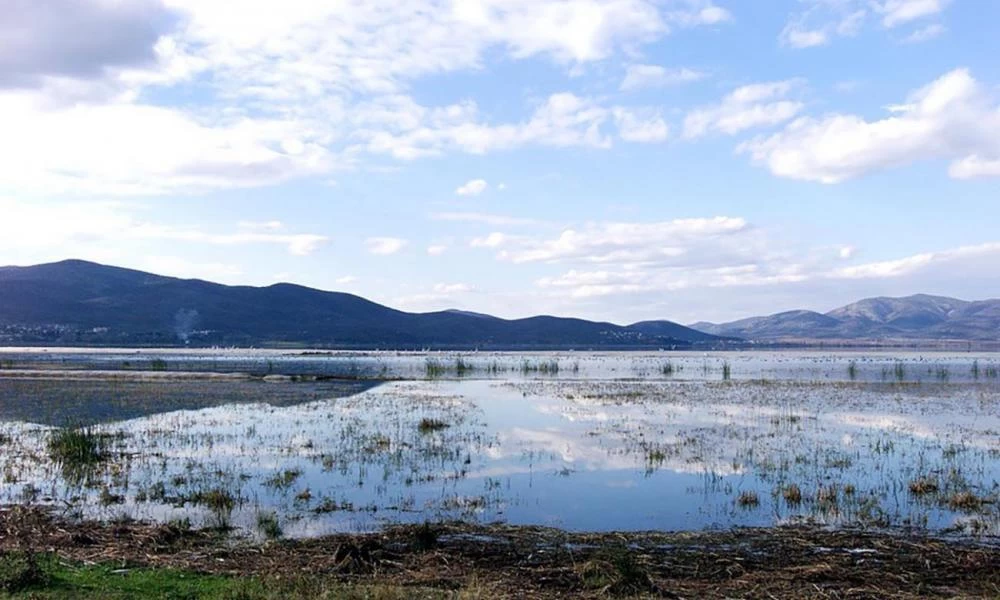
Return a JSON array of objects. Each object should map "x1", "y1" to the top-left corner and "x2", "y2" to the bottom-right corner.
[{"x1": 0, "y1": 350, "x2": 998, "y2": 540}]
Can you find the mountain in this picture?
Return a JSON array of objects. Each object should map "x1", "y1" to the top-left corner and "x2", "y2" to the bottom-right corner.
[
  {"x1": 0, "y1": 260, "x2": 723, "y2": 349},
  {"x1": 691, "y1": 294, "x2": 1000, "y2": 341}
]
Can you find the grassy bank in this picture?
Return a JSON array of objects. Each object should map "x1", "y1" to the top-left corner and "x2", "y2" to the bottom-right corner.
[{"x1": 1, "y1": 507, "x2": 997, "y2": 599}]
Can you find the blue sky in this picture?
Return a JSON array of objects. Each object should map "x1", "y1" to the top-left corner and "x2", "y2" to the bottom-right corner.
[{"x1": 1, "y1": 0, "x2": 999, "y2": 324}]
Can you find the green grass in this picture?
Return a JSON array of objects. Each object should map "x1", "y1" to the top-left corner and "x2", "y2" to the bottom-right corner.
[{"x1": 0, "y1": 554, "x2": 453, "y2": 599}]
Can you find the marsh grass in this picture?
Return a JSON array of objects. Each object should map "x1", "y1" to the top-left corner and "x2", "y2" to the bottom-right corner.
[
  {"x1": 781, "y1": 484, "x2": 803, "y2": 506},
  {"x1": 454, "y1": 357, "x2": 475, "y2": 377},
  {"x1": 418, "y1": 418, "x2": 450, "y2": 434},
  {"x1": 47, "y1": 427, "x2": 114, "y2": 480},
  {"x1": 256, "y1": 511, "x2": 282, "y2": 540},
  {"x1": 908, "y1": 476, "x2": 940, "y2": 496},
  {"x1": 264, "y1": 468, "x2": 302, "y2": 491},
  {"x1": 948, "y1": 491, "x2": 983, "y2": 512},
  {"x1": 721, "y1": 362, "x2": 732, "y2": 381},
  {"x1": 736, "y1": 490, "x2": 759, "y2": 508},
  {"x1": 424, "y1": 359, "x2": 446, "y2": 379},
  {"x1": 847, "y1": 360, "x2": 858, "y2": 381},
  {"x1": 579, "y1": 547, "x2": 654, "y2": 596}
]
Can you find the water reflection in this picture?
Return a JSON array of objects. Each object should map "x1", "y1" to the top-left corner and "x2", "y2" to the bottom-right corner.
[{"x1": 0, "y1": 373, "x2": 997, "y2": 538}]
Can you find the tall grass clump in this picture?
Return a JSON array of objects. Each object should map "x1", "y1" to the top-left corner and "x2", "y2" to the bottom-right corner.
[
  {"x1": 256, "y1": 511, "x2": 282, "y2": 540},
  {"x1": 48, "y1": 426, "x2": 109, "y2": 470},
  {"x1": 454, "y1": 357, "x2": 475, "y2": 377},
  {"x1": 661, "y1": 361, "x2": 681, "y2": 376},
  {"x1": 898, "y1": 361, "x2": 910, "y2": 381},
  {"x1": 847, "y1": 360, "x2": 858, "y2": 381},
  {"x1": 971, "y1": 360, "x2": 980, "y2": 380},
  {"x1": 424, "y1": 358, "x2": 446, "y2": 379},
  {"x1": 721, "y1": 361, "x2": 732, "y2": 381}
]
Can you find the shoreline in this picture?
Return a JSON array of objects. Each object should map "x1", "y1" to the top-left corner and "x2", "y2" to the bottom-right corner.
[{"x1": 2, "y1": 506, "x2": 998, "y2": 598}]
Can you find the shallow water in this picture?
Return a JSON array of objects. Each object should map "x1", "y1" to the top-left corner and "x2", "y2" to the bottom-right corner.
[{"x1": 0, "y1": 351, "x2": 998, "y2": 539}]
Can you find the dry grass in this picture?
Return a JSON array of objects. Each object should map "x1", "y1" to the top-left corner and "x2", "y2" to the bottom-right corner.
[{"x1": 1, "y1": 506, "x2": 998, "y2": 599}]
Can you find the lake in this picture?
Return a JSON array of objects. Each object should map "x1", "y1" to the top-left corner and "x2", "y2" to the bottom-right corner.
[{"x1": 0, "y1": 349, "x2": 997, "y2": 539}]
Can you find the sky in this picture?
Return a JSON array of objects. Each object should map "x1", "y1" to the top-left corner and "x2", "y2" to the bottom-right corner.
[{"x1": 1, "y1": 0, "x2": 999, "y2": 325}]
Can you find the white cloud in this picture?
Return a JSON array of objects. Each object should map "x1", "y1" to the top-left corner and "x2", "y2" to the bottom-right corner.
[
  {"x1": 238, "y1": 220, "x2": 284, "y2": 231},
  {"x1": 335, "y1": 275, "x2": 358, "y2": 285},
  {"x1": 433, "y1": 283, "x2": 474, "y2": 294},
  {"x1": 456, "y1": 179, "x2": 488, "y2": 196},
  {"x1": 619, "y1": 64, "x2": 705, "y2": 91},
  {"x1": 0, "y1": 0, "x2": 731, "y2": 195},
  {"x1": 902, "y1": 23, "x2": 945, "y2": 43},
  {"x1": 489, "y1": 217, "x2": 748, "y2": 264},
  {"x1": 0, "y1": 199, "x2": 328, "y2": 255},
  {"x1": 613, "y1": 108, "x2": 669, "y2": 142},
  {"x1": 780, "y1": 0, "x2": 950, "y2": 48},
  {"x1": 471, "y1": 232, "x2": 511, "y2": 248},
  {"x1": 683, "y1": 80, "x2": 804, "y2": 138},
  {"x1": 780, "y1": 9, "x2": 865, "y2": 48},
  {"x1": 427, "y1": 245, "x2": 448, "y2": 256},
  {"x1": 739, "y1": 69, "x2": 1000, "y2": 183},
  {"x1": 366, "y1": 236, "x2": 408, "y2": 255},
  {"x1": 949, "y1": 156, "x2": 1000, "y2": 179},
  {"x1": 839, "y1": 246, "x2": 858, "y2": 260},
  {"x1": 877, "y1": 0, "x2": 949, "y2": 28},
  {"x1": 0, "y1": 92, "x2": 333, "y2": 195}
]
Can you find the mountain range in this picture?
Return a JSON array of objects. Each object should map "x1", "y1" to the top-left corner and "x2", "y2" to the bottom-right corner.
[
  {"x1": 690, "y1": 294, "x2": 1000, "y2": 342},
  {"x1": 0, "y1": 260, "x2": 720, "y2": 348},
  {"x1": 1, "y1": 260, "x2": 996, "y2": 347}
]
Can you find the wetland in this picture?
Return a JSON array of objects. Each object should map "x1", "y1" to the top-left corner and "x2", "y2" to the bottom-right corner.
[{"x1": 0, "y1": 349, "x2": 998, "y2": 597}]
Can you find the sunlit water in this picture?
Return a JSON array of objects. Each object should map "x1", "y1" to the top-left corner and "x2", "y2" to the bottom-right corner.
[{"x1": 0, "y1": 350, "x2": 998, "y2": 539}]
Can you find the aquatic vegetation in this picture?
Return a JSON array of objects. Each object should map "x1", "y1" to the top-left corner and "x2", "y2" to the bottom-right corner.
[
  {"x1": 417, "y1": 417, "x2": 449, "y2": 434},
  {"x1": 264, "y1": 468, "x2": 302, "y2": 491},
  {"x1": 781, "y1": 484, "x2": 802, "y2": 506},
  {"x1": 256, "y1": 511, "x2": 282, "y2": 539},
  {"x1": 909, "y1": 477, "x2": 940, "y2": 496},
  {"x1": 0, "y1": 350, "x2": 998, "y2": 540}
]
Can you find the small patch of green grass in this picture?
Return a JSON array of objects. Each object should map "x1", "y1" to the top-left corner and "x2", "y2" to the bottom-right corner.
[
  {"x1": 0, "y1": 552, "x2": 47, "y2": 593},
  {"x1": 0, "y1": 557, "x2": 452, "y2": 599}
]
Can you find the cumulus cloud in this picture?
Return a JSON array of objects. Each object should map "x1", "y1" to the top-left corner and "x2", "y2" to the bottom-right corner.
[
  {"x1": 456, "y1": 179, "x2": 488, "y2": 196},
  {"x1": 0, "y1": 0, "x2": 723, "y2": 195},
  {"x1": 0, "y1": 0, "x2": 179, "y2": 89},
  {"x1": 0, "y1": 93, "x2": 333, "y2": 195},
  {"x1": 739, "y1": 69, "x2": 1000, "y2": 183},
  {"x1": 620, "y1": 64, "x2": 705, "y2": 91},
  {"x1": 366, "y1": 237, "x2": 408, "y2": 255},
  {"x1": 427, "y1": 245, "x2": 448, "y2": 256},
  {"x1": 683, "y1": 80, "x2": 804, "y2": 138}
]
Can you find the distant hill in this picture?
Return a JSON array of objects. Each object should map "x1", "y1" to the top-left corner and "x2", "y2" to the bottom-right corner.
[
  {"x1": 690, "y1": 294, "x2": 1000, "y2": 341},
  {"x1": 0, "y1": 260, "x2": 723, "y2": 349}
]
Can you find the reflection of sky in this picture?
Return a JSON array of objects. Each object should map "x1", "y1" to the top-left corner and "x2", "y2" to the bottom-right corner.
[{"x1": 1, "y1": 372, "x2": 998, "y2": 537}]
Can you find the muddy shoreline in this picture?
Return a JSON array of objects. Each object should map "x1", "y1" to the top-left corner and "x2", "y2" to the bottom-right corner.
[{"x1": 2, "y1": 506, "x2": 997, "y2": 598}]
